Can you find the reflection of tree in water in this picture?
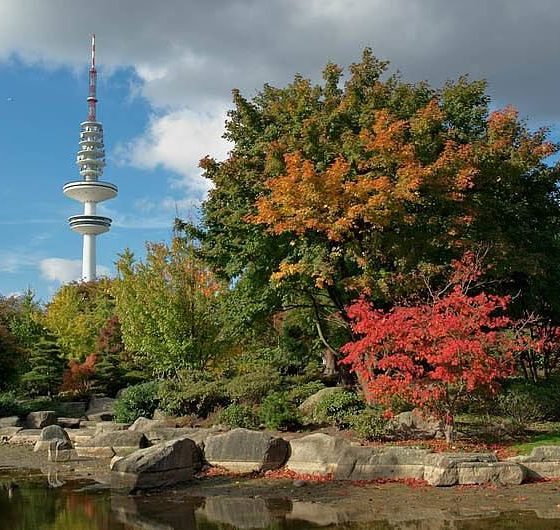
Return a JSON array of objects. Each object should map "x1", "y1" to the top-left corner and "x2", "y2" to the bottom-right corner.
[{"x1": 0, "y1": 473, "x2": 125, "y2": 530}]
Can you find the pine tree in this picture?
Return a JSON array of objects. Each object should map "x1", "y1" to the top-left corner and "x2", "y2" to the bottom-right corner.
[{"x1": 21, "y1": 333, "x2": 64, "y2": 397}]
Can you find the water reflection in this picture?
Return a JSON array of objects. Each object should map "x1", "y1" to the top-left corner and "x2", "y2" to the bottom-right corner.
[{"x1": 2, "y1": 470, "x2": 560, "y2": 530}]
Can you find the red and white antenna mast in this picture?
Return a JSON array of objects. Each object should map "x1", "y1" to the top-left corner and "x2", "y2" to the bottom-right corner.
[{"x1": 87, "y1": 33, "x2": 97, "y2": 121}]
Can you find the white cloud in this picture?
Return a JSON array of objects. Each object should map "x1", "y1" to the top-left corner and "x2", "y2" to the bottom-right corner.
[
  {"x1": 0, "y1": 251, "x2": 38, "y2": 273},
  {"x1": 119, "y1": 107, "x2": 230, "y2": 195},
  {"x1": 39, "y1": 258, "x2": 110, "y2": 283}
]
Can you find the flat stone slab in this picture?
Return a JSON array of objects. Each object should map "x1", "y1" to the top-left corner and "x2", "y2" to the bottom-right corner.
[
  {"x1": 205, "y1": 428, "x2": 288, "y2": 473},
  {"x1": 56, "y1": 401, "x2": 87, "y2": 418},
  {"x1": 111, "y1": 437, "x2": 197, "y2": 491},
  {"x1": 77, "y1": 430, "x2": 150, "y2": 458},
  {"x1": 424, "y1": 453, "x2": 522, "y2": 486},
  {"x1": 57, "y1": 417, "x2": 81, "y2": 429},
  {"x1": 334, "y1": 446, "x2": 430, "y2": 481},
  {"x1": 0, "y1": 416, "x2": 23, "y2": 428},
  {"x1": 95, "y1": 422, "x2": 131, "y2": 434},
  {"x1": 0, "y1": 427, "x2": 23, "y2": 442},
  {"x1": 8, "y1": 429, "x2": 42, "y2": 445}
]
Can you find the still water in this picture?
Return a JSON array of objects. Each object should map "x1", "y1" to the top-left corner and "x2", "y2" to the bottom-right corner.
[{"x1": 1, "y1": 469, "x2": 560, "y2": 530}]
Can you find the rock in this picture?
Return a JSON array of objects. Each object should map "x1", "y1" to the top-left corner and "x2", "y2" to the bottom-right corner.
[
  {"x1": 204, "y1": 428, "x2": 289, "y2": 473},
  {"x1": 111, "y1": 436, "x2": 197, "y2": 490},
  {"x1": 128, "y1": 417, "x2": 169, "y2": 432},
  {"x1": 76, "y1": 430, "x2": 149, "y2": 459},
  {"x1": 525, "y1": 446, "x2": 560, "y2": 461},
  {"x1": 201, "y1": 497, "x2": 272, "y2": 528},
  {"x1": 85, "y1": 397, "x2": 115, "y2": 421},
  {"x1": 68, "y1": 428, "x2": 96, "y2": 445},
  {"x1": 8, "y1": 429, "x2": 42, "y2": 445},
  {"x1": 334, "y1": 445, "x2": 430, "y2": 481},
  {"x1": 0, "y1": 427, "x2": 23, "y2": 443},
  {"x1": 456, "y1": 462, "x2": 524, "y2": 485},
  {"x1": 86, "y1": 412, "x2": 114, "y2": 422},
  {"x1": 0, "y1": 416, "x2": 22, "y2": 428},
  {"x1": 298, "y1": 387, "x2": 343, "y2": 418},
  {"x1": 56, "y1": 401, "x2": 87, "y2": 418},
  {"x1": 424, "y1": 453, "x2": 508, "y2": 486},
  {"x1": 34, "y1": 425, "x2": 72, "y2": 452},
  {"x1": 95, "y1": 422, "x2": 130, "y2": 434},
  {"x1": 26, "y1": 411, "x2": 57, "y2": 429},
  {"x1": 287, "y1": 433, "x2": 350, "y2": 475},
  {"x1": 57, "y1": 418, "x2": 81, "y2": 429},
  {"x1": 152, "y1": 409, "x2": 171, "y2": 421},
  {"x1": 389, "y1": 409, "x2": 443, "y2": 439}
]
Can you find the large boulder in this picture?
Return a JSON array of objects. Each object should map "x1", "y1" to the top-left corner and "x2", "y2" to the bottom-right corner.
[
  {"x1": 204, "y1": 428, "x2": 289, "y2": 473},
  {"x1": 286, "y1": 433, "x2": 350, "y2": 475},
  {"x1": 389, "y1": 409, "x2": 443, "y2": 439},
  {"x1": 85, "y1": 397, "x2": 115, "y2": 422},
  {"x1": 298, "y1": 387, "x2": 343, "y2": 418},
  {"x1": 26, "y1": 411, "x2": 57, "y2": 429},
  {"x1": 0, "y1": 416, "x2": 22, "y2": 428},
  {"x1": 76, "y1": 430, "x2": 149, "y2": 458},
  {"x1": 334, "y1": 446, "x2": 430, "y2": 481},
  {"x1": 111, "y1": 436, "x2": 197, "y2": 490},
  {"x1": 34, "y1": 425, "x2": 72, "y2": 452}
]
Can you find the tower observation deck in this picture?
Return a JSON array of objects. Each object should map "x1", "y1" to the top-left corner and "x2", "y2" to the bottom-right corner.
[{"x1": 63, "y1": 35, "x2": 117, "y2": 281}]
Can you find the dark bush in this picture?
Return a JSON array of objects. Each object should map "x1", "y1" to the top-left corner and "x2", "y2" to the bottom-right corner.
[
  {"x1": 347, "y1": 407, "x2": 388, "y2": 441},
  {"x1": 114, "y1": 382, "x2": 160, "y2": 423},
  {"x1": 158, "y1": 371, "x2": 227, "y2": 418},
  {"x1": 216, "y1": 404, "x2": 260, "y2": 429},
  {"x1": 313, "y1": 390, "x2": 364, "y2": 428},
  {"x1": 287, "y1": 381, "x2": 325, "y2": 405},
  {"x1": 260, "y1": 391, "x2": 301, "y2": 431},
  {"x1": 0, "y1": 391, "x2": 20, "y2": 417},
  {"x1": 226, "y1": 369, "x2": 283, "y2": 405}
]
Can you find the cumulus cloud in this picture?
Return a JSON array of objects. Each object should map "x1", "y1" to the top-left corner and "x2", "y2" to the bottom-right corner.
[
  {"x1": 118, "y1": 107, "x2": 230, "y2": 195},
  {"x1": 39, "y1": 258, "x2": 110, "y2": 283}
]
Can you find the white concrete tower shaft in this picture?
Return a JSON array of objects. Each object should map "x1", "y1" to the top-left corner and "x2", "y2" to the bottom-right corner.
[{"x1": 63, "y1": 35, "x2": 118, "y2": 282}]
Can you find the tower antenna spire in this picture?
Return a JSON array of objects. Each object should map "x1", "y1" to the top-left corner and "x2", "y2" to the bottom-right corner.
[{"x1": 87, "y1": 33, "x2": 97, "y2": 122}]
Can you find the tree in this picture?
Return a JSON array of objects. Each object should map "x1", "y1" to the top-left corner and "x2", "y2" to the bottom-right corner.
[
  {"x1": 60, "y1": 354, "x2": 98, "y2": 397},
  {"x1": 43, "y1": 280, "x2": 115, "y2": 361},
  {"x1": 0, "y1": 289, "x2": 44, "y2": 350},
  {"x1": 194, "y1": 49, "x2": 560, "y2": 377},
  {"x1": 92, "y1": 315, "x2": 125, "y2": 395},
  {"x1": 112, "y1": 236, "x2": 225, "y2": 377},
  {"x1": 21, "y1": 334, "x2": 65, "y2": 397},
  {"x1": 0, "y1": 324, "x2": 23, "y2": 391},
  {"x1": 341, "y1": 254, "x2": 516, "y2": 441}
]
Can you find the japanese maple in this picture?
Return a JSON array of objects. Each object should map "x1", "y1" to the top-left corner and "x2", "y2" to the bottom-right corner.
[{"x1": 341, "y1": 257, "x2": 516, "y2": 441}]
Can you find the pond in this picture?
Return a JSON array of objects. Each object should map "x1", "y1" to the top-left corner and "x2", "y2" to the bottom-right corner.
[{"x1": 1, "y1": 469, "x2": 560, "y2": 530}]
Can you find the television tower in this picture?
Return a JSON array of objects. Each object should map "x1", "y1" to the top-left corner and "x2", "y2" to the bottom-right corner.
[{"x1": 63, "y1": 35, "x2": 117, "y2": 281}]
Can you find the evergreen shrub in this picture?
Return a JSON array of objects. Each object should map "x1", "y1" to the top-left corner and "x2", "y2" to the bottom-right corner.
[
  {"x1": 158, "y1": 371, "x2": 227, "y2": 417},
  {"x1": 225, "y1": 369, "x2": 283, "y2": 405},
  {"x1": 259, "y1": 391, "x2": 301, "y2": 431},
  {"x1": 347, "y1": 406, "x2": 388, "y2": 440},
  {"x1": 313, "y1": 390, "x2": 364, "y2": 428},
  {"x1": 216, "y1": 404, "x2": 260, "y2": 429},
  {"x1": 0, "y1": 391, "x2": 20, "y2": 417},
  {"x1": 114, "y1": 381, "x2": 160, "y2": 423},
  {"x1": 287, "y1": 381, "x2": 325, "y2": 405}
]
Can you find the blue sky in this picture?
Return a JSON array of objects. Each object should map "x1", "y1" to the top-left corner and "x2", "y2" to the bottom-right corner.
[{"x1": 1, "y1": 0, "x2": 559, "y2": 302}]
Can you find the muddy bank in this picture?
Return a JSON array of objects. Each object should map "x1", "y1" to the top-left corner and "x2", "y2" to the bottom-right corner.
[{"x1": 1, "y1": 443, "x2": 560, "y2": 521}]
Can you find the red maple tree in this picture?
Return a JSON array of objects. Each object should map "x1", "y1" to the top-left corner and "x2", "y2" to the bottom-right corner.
[{"x1": 341, "y1": 255, "x2": 516, "y2": 441}]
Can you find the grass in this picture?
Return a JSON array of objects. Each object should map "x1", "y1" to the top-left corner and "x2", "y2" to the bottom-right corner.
[{"x1": 513, "y1": 432, "x2": 560, "y2": 455}]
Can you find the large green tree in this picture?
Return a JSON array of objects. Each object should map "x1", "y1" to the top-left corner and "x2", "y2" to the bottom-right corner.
[{"x1": 192, "y1": 49, "x2": 560, "y2": 371}]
